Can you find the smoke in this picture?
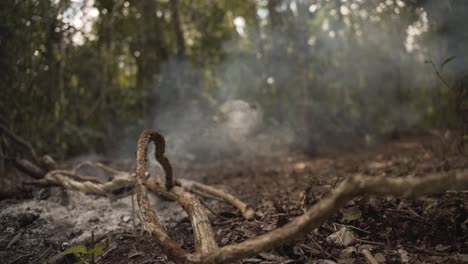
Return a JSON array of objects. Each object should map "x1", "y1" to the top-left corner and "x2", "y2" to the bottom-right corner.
[
  {"x1": 151, "y1": 76, "x2": 295, "y2": 161},
  {"x1": 115, "y1": 1, "x2": 467, "y2": 162},
  {"x1": 140, "y1": 50, "x2": 299, "y2": 161}
]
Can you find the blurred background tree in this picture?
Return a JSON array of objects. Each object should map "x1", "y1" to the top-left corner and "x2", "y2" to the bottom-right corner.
[{"x1": 1, "y1": 0, "x2": 467, "y2": 165}]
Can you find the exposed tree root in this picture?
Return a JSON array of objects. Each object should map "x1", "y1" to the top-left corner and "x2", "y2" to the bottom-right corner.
[
  {"x1": 38, "y1": 170, "x2": 135, "y2": 195},
  {"x1": 146, "y1": 177, "x2": 177, "y2": 201},
  {"x1": 134, "y1": 130, "x2": 204, "y2": 263},
  {"x1": 170, "y1": 186, "x2": 218, "y2": 253},
  {"x1": 135, "y1": 131, "x2": 218, "y2": 254},
  {"x1": 15, "y1": 148, "x2": 257, "y2": 222},
  {"x1": 137, "y1": 157, "x2": 219, "y2": 254},
  {"x1": 134, "y1": 130, "x2": 468, "y2": 264},
  {"x1": 200, "y1": 169, "x2": 468, "y2": 264},
  {"x1": 11, "y1": 130, "x2": 468, "y2": 264}
]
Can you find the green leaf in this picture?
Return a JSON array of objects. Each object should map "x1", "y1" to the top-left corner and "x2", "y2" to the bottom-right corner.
[
  {"x1": 60, "y1": 244, "x2": 88, "y2": 256},
  {"x1": 440, "y1": 56, "x2": 456, "y2": 71},
  {"x1": 342, "y1": 206, "x2": 362, "y2": 222},
  {"x1": 90, "y1": 241, "x2": 107, "y2": 256}
]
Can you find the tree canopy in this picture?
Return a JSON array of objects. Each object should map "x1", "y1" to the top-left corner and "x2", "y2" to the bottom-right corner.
[{"x1": 1, "y1": 0, "x2": 467, "y2": 161}]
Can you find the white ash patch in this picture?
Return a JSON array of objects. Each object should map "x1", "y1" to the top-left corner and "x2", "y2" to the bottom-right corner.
[{"x1": 0, "y1": 187, "x2": 186, "y2": 243}]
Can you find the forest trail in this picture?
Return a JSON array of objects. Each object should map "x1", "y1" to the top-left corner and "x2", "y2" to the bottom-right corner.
[{"x1": 1, "y1": 136, "x2": 467, "y2": 263}]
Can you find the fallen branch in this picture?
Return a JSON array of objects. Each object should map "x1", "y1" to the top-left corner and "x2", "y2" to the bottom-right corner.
[{"x1": 184, "y1": 180, "x2": 256, "y2": 220}]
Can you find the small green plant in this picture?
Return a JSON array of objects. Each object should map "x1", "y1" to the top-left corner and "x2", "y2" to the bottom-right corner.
[{"x1": 60, "y1": 241, "x2": 107, "y2": 264}]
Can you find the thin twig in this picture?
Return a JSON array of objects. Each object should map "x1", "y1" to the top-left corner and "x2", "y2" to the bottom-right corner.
[
  {"x1": 7, "y1": 231, "x2": 23, "y2": 249},
  {"x1": 131, "y1": 194, "x2": 136, "y2": 230},
  {"x1": 310, "y1": 238, "x2": 339, "y2": 261},
  {"x1": 7, "y1": 252, "x2": 34, "y2": 264},
  {"x1": 334, "y1": 223, "x2": 370, "y2": 234},
  {"x1": 331, "y1": 175, "x2": 343, "y2": 190},
  {"x1": 91, "y1": 230, "x2": 95, "y2": 264},
  {"x1": 427, "y1": 60, "x2": 452, "y2": 90},
  {"x1": 199, "y1": 198, "x2": 232, "y2": 220},
  {"x1": 355, "y1": 238, "x2": 386, "y2": 247}
]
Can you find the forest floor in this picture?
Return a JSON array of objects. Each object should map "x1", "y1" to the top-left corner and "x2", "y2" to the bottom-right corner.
[{"x1": 0, "y1": 136, "x2": 467, "y2": 264}]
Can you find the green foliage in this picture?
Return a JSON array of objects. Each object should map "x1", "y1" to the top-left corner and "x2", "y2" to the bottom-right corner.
[
  {"x1": 61, "y1": 244, "x2": 88, "y2": 255},
  {"x1": 61, "y1": 241, "x2": 107, "y2": 264},
  {"x1": 1, "y1": 0, "x2": 467, "y2": 161}
]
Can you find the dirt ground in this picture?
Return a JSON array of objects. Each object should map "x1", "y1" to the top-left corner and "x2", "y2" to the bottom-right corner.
[{"x1": 0, "y1": 136, "x2": 467, "y2": 264}]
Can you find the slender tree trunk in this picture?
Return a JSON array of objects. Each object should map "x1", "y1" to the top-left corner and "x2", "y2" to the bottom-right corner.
[
  {"x1": 135, "y1": 0, "x2": 168, "y2": 127},
  {"x1": 170, "y1": 0, "x2": 186, "y2": 57}
]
